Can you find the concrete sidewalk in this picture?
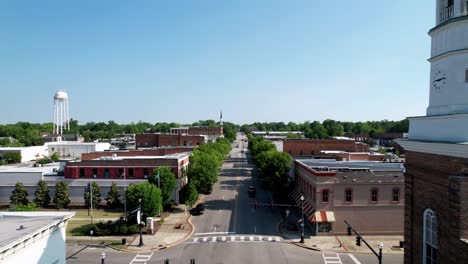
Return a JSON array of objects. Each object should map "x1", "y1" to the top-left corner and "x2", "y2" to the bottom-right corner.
[{"x1": 126, "y1": 204, "x2": 193, "y2": 252}]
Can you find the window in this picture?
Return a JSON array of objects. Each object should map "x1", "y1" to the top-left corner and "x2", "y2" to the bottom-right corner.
[
  {"x1": 118, "y1": 168, "x2": 124, "y2": 177},
  {"x1": 104, "y1": 168, "x2": 110, "y2": 178},
  {"x1": 79, "y1": 168, "x2": 85, "y2": 178},
  {"x1": 92, "y1": 168, "x2": 97, "y2": 178},
  {"x1": 423, "y1": 209, "x2": 438, "y2": 264},
  {"x1": 318, "y1": 222, "x2": 333, "y2": 233},
  {"x1": 392, "y1": 188, "x2": 400, "y2": 202},
  {"x1": 322, "y1": 189, "x2": 329, "y2": 203},
  {"x1": 345, "y1": 188, "x2": 352, "y2": 203},
  {"x1": 143, "y1": 168, "x2": 149, "y2": 178},
  {"x1": 370, "y1": 188, "x2": 378, "y2": 203},
  {"x1": 128, "y1": 168, "x2": 134, "y2": 178}
]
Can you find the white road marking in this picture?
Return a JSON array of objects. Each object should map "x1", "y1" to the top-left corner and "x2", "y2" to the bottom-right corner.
[
  {"x1": 202, "y1": 237, "x2": 208, "y2": 242},
  {"x1": 240, "y1": 236, "x2": 245, "y2": 241},
  {"x1": 258, "y1": 236, "x2": 263, "y2": 241},
  {"x1": 210, "y1": 237, "x2": 217, "y2": 242},
  {"x1": 249, "y1": 236, "x2": 254, "y2": 241},
  {"x1": 231, "y1": 236, "x2": 235, "y2": 241},
  {"x1": 322, "y1": 252, "x2": 343, "y2": 264},
  {"x1": 268, "y1": 237, "x2": 272, "y2": 242},
  {"x1": 193, "y1": 237, "x2": 199, "y2": 243},
  {"x1": 130, "y1": 252, "x2": 154, "y2": 264},
  {"x1": 348, "y1": 254, "x2": 361, "y2": 264},
  {"x1": 221, "y1": 236, "x2": 227, "y2": 242}
]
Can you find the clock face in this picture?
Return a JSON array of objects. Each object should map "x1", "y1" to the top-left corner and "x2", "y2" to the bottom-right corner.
[{"x1": 432, "y1": 70, "x2": 446, "y2": 92}]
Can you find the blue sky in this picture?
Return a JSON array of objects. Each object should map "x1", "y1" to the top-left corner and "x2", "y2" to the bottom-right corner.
[{"x1": 0, "y1": 1, "x2": 434, "y2": 125}]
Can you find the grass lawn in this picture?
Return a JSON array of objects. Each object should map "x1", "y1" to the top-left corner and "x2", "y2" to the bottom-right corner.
[
  {"x1": 67, "y1": 220, "x2": 93, "y2": 236},
  {"x1": 71, "y1": 209, "x2": 124, "y2": 219}
]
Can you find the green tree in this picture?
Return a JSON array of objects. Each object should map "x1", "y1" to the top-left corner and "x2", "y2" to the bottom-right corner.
[
  {"x1": 84, "y1": 182, "x2": 102, "y2": 208},
  {"x1": 54, "y1": 181, "x2": 71, "y2": 208},
  {"x1": 2, "y1": 152, "x2": 21, "y2": 164},
  {"x1": 188, "y1": 151, "x2": 219, "y2": 193},
  {"x1": 181, "y1": 182, "x2": 198, "y2": 208},
  {"x1": 149, "y1": 167, "x2": 176, "y2": 208},
  {"x1": 33, "y1": 180, "x2": 51, "y2": 208},
  {"x1": 105, "y1": 182, "x2": 122, "y2": 209},
  {"x1": 10, "y1": 182, "x2": 29, "y2": 206},
  {"x1": 50, "y1": 152, "x2": 59, "y2": 162},
  {"x1": 125, "y1": 182, "x2": 162, "y2": 219}
]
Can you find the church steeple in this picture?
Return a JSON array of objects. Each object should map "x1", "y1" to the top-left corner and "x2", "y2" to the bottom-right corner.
[{"x1": 219, "y1": 110, "x2": 223, "y2": 126}]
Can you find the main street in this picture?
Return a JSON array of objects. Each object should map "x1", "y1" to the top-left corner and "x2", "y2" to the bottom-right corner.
[{"x1": 67, "y1": 133, "x2": 403, "y2": 264}]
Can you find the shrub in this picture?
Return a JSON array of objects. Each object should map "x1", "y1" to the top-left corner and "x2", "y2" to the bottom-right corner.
[{"x1": 127, "y1": 224, "x2": 139, "y2": 234}]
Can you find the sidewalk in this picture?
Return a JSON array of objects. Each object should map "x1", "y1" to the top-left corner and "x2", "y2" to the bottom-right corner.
[
  {"x1": 277, "y1": 210, "x2": 404, "y2": 254},
  {"x1": 126, "y1": 204, "x2": 193, "y2": 252}
]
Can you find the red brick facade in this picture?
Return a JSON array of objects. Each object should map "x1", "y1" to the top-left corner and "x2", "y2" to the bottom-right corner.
[
  {"x1": 81, "y1": 147, "x2": 194, "y2": 160},
  {"x1": 283, "y1": 139, "x2": 369, "y2": 156},
  {"x1": 136, "y1": 134, "x2": 205, "y2": 148},
  {"x1": 65, "y1": 157, "x2": 189, "y2": 179},
  {"x1": 404, "y1": 151, "x2": 468, "y2": 264}
]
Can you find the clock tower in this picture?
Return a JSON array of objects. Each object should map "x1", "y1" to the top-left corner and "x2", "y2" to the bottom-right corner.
[{"x1": 409, "y1": 0, "x2": 468, "y2": 142}]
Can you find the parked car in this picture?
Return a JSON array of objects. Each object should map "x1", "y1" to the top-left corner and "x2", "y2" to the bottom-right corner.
[
  {"x1": 248, "y1": 186, "x2": 256, "y2": 198},
  {"x1": 190, "y1": 203, "x2": 206, "y2": 215}
]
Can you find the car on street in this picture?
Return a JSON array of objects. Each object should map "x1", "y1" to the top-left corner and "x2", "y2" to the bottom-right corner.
[
  {"x1": 190, "y1": 203, "x2": 206, "y2": 215},
  {"x1": 248, "y1": 186, "x2": 256, "y2": 198}
]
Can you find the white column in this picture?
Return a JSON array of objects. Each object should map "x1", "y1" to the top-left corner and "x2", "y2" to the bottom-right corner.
[{"x1": 53, "y1": 100, "x2": 56, "y2": 134}]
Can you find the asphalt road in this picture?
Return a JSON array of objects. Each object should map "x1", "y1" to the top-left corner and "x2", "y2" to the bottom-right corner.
[{"x1": 67, "y1": 133, "x2": 403, "y2": 264}]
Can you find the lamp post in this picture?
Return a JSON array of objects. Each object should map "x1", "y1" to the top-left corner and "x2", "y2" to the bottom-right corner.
[
  {"x1": 300, "y1": 195, "x2": 305, "y2": 243},
  {"x1": 138, "y1": 198, "x2": 144, "y2": 247},
  {"x1": 100, "y1": 251, "x2": 106, "y2": 264},
  {"x1": 378, "y1": 241, "x2": 383, "y2": 264}
]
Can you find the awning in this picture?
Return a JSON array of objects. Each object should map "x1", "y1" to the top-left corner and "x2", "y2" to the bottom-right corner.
[
  {"x1": 311, "y1": 211, "x2": 335, "y2": 223},
  {"x1": 289, "y1": 190, "x2": 315, "y2": 222}
]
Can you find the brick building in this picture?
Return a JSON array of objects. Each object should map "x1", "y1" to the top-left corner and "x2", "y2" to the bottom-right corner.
[
  {"x1": 320, "y1": 151, "x2": 385, "y2": 162},
  {"x1": 292, "y1": 159, "x2": 405, "y2": 236},
  {"x1": 395, "y1": 1, "x2": 468, "y2": 263},
  {"x1": 170, "y1": 126, "x2": 224, "y2": 141},
  {"x1": 81, "y1": 146, "x2": 195, "y2": 160},
  {"x1": 135, "y1": 133, "x2": 206, "y2": 149},
  {"x1": 64, "y1": 153, "x2": 191, "y2": 203},
  {"x1": 282, "y1": 139, "x2": 369, "y2": 156}
]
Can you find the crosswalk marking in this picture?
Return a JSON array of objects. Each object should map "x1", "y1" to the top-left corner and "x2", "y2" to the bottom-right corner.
[
  {"x1": 187, "y1": 235, "x2": 281, "y2": 244},
  {"x1": 130, "y1": 253, "x2": 154, "y2": 264},
  {"x1": 322, "y1": 253, "x2": 342, "y2": 264}
]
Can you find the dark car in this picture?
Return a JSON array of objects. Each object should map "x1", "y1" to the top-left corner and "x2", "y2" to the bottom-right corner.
[
  {"x1": 190, "y1": 203, "x2": 206, "y2": 215},
  {"x1": 248, "y1": 186, "x2": 256, "y2": 198}
]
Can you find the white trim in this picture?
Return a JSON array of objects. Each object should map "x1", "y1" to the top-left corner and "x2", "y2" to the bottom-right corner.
[{"x1": 423, "y1": 208, "x2": 438, "y2": 264}]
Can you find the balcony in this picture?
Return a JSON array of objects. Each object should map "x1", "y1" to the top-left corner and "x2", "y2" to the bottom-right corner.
[{"x1": 440, "y1": 5, "x2": 454, "y2": 23}]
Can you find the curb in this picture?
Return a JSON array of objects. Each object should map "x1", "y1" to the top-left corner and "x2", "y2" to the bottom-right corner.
[{"x1": 275, "y1": 219, "x2": 320, "y2": 252}]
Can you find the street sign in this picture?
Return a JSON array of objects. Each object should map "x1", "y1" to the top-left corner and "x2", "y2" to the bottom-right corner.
[
  {"x1": 285, "y1": 210, "x2": 290, "y2": 217},
  {"x1": 137, "y1": 210, "x2": 141, "y2": 224}
]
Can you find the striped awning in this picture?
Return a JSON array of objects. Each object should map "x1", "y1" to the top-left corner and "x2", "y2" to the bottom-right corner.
[
  {"x1": 311, "y1": 211, "x2": 335, "y2": 223},
  {"x1": 289, "y1": 190, "x2": 315, "y2": 222}
]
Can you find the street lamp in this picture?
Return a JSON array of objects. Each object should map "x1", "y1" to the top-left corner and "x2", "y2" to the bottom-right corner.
[
  {"x1": 378, "y1": 241, "x2": 384, "y2": 264},
  {"x1": 138, "y1": 198, "x2": 144, "y2": 247},
  {"x1": 100, "y1": 252, "x2": 106, "y2": 264},
  {"x1": 300, "y1": 195, "x2": 305, "y2": 243}
]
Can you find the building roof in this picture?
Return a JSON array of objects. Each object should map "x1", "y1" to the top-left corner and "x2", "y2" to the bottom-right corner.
[
  {"x1": 94, "y1": 152, "x2": 191, "y2": 161},
  {"x1": 395, "y1": 139, "x2": 468, "y2": 159},
  {"x1": 0, "y1": 162, "x2": 60, "y2": 174},
  {"x1": 299, "y1": 159, "x2": 405, "y2": 172},
  {"x1": 0, "y1": 212, "x2": 74, "y2": 255}
]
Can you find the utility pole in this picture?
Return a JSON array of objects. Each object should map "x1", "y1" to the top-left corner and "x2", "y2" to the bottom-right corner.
[{"x1": 90, "y1": 182, "x2": 93, "y2": 225}]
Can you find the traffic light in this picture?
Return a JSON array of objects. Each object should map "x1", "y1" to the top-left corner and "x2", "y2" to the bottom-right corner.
[
  {"x1": 347, "y1": 226, "x2": 352, "y2": 236},
  {"x1": 355, "y1": 236, "x2": 361, "y2": 246}
]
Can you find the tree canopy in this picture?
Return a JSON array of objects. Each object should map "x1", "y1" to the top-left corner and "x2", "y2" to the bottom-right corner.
[
  {"x1": 125, "y1": 182, "x2": 162, "y2": 219},
  {"x1": 33, "y1": 180, "x2": 51, "y2": 208},
  {"x1": 149, "y1": 167, "x2": 177, "y2": 208}
]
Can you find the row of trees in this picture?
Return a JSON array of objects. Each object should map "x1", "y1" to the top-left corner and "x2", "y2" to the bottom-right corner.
[
  {"x1": 181, "y1": 138, "x2": 232, "y2": 206},
  {"x1": 248, "y1": 134, "x2": 292, "y2": 197},
  {"x1": 0, "y1": 119, "x2": 237, "y2": 146},
  {"x1": 240, "y1": 119, "x2": 409, "y2": 139},
  {"x1": 10, "y1": 181, "x2": 71, "y2": 210}
]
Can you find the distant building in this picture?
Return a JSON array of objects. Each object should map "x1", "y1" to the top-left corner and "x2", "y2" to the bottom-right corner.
[
  {"x1": 281, "y1": 139, "x2": 369, "y2": 156},
  {"x1": 170, "y1": 126, "x2": 224, "y2": 141},
  {"x1": 136, "y1": 133, "x2": 206, "y2": 149},
  {"x1": 395, "y1": 1, "x2": 468, "y2": 263},
  {"x1": 292, "y1": 159, "x2": 405, "y2": 236},
  {"x1": 320, "y1": 151, "x2": 385, "y2": 162},
  {"x1": 45, "y1": 142, "x2": 110, "y2": 159},
  {"x1": 0, "y1": 212, "x2": 74, "y2": 264},
  {"x1": 350, "y1": 134, "x2": 369, "y2": 142},
  {"x1": 81, "y1": 146, "x2": 195, "y2": 160},
  {"x1": 41, "y1": 133, "x2": 84, "y2": 143},
  {"x1": 0, "y1": 146, "x2": 47, "y2": 163},
  {"x1": 375, "y1": 133, "x2": 408, "y2": 146}
]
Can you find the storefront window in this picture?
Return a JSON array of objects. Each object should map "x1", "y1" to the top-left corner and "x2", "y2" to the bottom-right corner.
[{"x1": 318, "y1": 222, "x2": 332, "y2": 232}]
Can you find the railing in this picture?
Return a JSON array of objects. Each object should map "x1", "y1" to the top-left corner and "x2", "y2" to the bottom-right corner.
[{"x1": 440, "y1": 5, "x2": 454, "y2": 23}]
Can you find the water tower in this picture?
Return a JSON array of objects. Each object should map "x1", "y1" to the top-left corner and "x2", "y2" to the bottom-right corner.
[{"x1": 53, "y1": 90, "x2": 70, "y2": 135}]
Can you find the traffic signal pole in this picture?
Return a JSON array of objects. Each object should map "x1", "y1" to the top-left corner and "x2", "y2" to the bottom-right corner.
[{"x1": 344, "y1": 220, "x2": 383, "y2": 264}]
